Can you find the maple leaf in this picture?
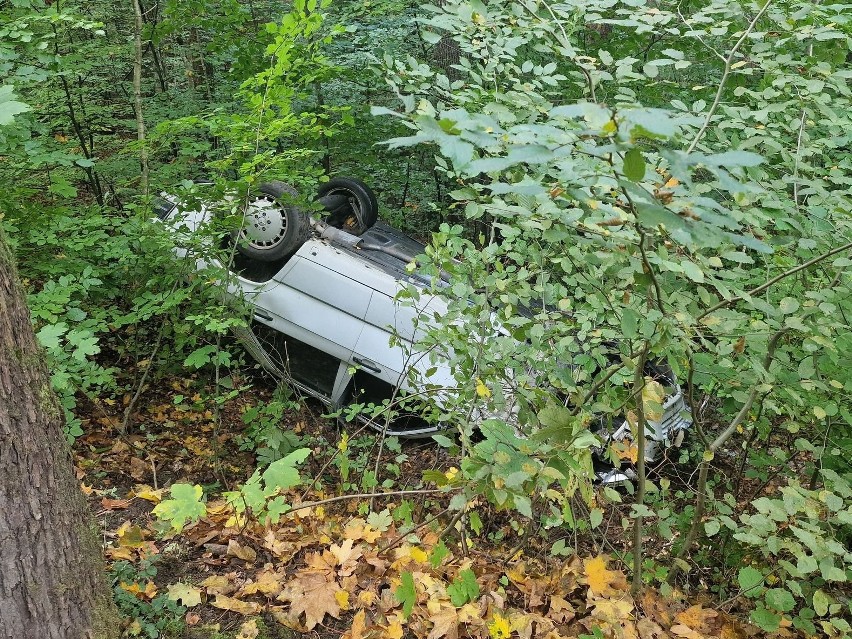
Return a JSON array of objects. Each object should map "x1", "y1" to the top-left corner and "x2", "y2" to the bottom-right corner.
[
  {"x1": 166, "y1": 582, "x2": 202, "y2": 607},
  {"x1": 383, "y1": 619, "x2": 404, "y2": 639},
  {"x1": 211, "y1": 594, "x2": 261, "y2": 615},
  {"x1": 396, "y1": 571, "x2": 417, "y2": 618},
  {"x1": 120, "y1": 581, "x2": 158, "y2": 600},
  {"x1": 105, "y1": 546, "x2": 135, "y2": 561},
  {"x1": 304, "y1": 549, "x2": 338, "y2": 578},
  {"x1": 279, "y1": 572, "x2": 342, "y2": 630},
  {"x1": 240, "y1": 567, "x2": 284, "y2": 597},
  {"x1": 674, "y1": 605, "x2": 720, "y2": 637},
  {"x1": 344, "y1": 518, "x2": 382, "y2": 543},
  {"x1": 447, "y1": 568, "x2": 480, "y2": 606},
  {"x1": 227, "y1": 539, "x2": 258, "y2": 563},
  {"x1": 592, "y1": 597, "x2": 634, "y2": 621},
  {"x1": 345, "y1": 609, "x2": 368, "y2": 639},
  {"x1": 131, "y1": 484, "x2": 164, "y2": 503},
  {"x1": 201, "y1": 575, "x2": 234, "y2": 596},
  {"x1": 330, "y1": 539, "x2": 363, "y2": 576},
  {"x1": 584, "y1": 555, "x2": 627, "y2": 597},
  {"x1": 117, "y1": 522, "x2": 147, "y2": 549},
  {"x1": 427, "y1": 607, "x2": 459, "y2": 639}
]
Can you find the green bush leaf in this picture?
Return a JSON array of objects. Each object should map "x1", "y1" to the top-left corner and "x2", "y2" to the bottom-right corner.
[
  {"x1": 447, "y1": 568, "x2": 480, "y2": 607},
  {"x1": 812, "y1": 589, "x2": 830, "y2": 616},
  {"x1": 395, "y1": 571, "x2": 416, "y2": 618},
  {"x1": 623, "y1": 148, "x2": 646, "y2": 182},
  {"x1": 751, "y1": 606, "x2": 781, "y2": 632},
  {"x1": 152, "y1": 484, "x2": 207, "y2": 532},
  {"x1": 765, "y1": 588, "x2": 795, "y2": 612},
  {"x1": 738, "y1": 566, "x2": 764, "y2": 596}
]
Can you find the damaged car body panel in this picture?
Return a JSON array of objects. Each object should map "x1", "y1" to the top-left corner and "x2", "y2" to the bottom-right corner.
[{"x1": 155, "y1": 180, "x2": 691, "y2": 476}]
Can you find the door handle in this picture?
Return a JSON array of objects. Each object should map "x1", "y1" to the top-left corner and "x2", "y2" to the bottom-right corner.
[
  {"x1": 353, "y1": 357, "x2": 381, "y2": 374},
  {"x1": 253, "y1": 310, "x2": 273, "y2": 322}
]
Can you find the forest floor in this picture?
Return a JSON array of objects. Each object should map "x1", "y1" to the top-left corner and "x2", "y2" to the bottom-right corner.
[{"x1": 74, "y1": 371, "x2": 799, "y2": 639}]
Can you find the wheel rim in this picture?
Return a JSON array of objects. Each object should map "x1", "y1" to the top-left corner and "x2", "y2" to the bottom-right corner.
[{"x1": 240, "y1": 195, "x2": 287, "y2": 249}]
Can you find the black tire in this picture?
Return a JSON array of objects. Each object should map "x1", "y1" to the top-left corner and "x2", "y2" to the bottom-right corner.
[
  {"x1": 316, "y1": 177, "x2": 379, "y2": 236},
  {"x1": 232, "y1": 182, "x2": 310, "y2": 262}
]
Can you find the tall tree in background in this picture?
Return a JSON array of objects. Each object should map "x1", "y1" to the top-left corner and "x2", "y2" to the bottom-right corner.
[{"x1": 0, "y1": 229, "x2": 117, "y2": 638}]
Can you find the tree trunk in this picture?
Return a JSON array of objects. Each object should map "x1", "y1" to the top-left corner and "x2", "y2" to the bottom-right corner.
[
  {"x1": 0, "y1": 231, "x2": 117, "y2": 639},
  {"x1": 133, "y1": 0, "x2": 149, "y2": 196}
]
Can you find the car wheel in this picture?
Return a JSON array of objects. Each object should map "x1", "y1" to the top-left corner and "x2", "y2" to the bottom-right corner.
[
  {"x1": 317, "y1": 177, "x2": 379, "y2": 236},
  {"x1": 233, "y1": 182, "x2": 310, "y2": 262}
]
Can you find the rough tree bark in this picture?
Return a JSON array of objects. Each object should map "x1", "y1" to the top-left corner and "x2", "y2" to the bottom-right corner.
[
  {"x1": 0, "y1": 231, "x2": 116, "y2": 639},
  {"x1": 133, "y1": 0, "x2": 149, "y2": 196}
]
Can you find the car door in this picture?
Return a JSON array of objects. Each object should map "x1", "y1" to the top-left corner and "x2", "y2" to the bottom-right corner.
[
  {"x1": 237, "y1": 245, "x2": 372, "y2": 398},
  {"x1": 353, "y1": 286, "x2": 451, "y2": 390}
]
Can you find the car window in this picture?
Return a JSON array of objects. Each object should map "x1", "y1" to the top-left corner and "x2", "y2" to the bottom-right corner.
[{"x1": 252, "y1": 322, "x2": 340, "y2": 396}]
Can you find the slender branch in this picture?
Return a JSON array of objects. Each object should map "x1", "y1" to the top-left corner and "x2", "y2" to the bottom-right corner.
[
  {"x1": 288, "y1": 488, "x2": 449, "y2": 514},
  {"x1": 631, "y1": 341, "x2": 650, "y2": 598},
  {"x1": 668, "y1": 329, "x2": 786, "y2": 583},
  {"x1": 686, "y1": 0, "x2": 774, "y2": 154},
  {"x1": 698, "y1": 240, "x2": 852, "y2": 322}
]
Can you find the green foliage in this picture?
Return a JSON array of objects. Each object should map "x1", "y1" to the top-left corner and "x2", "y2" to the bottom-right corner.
[
  {"x1": 372, "y1": 0, "x2": 852, "y2": 606},
  {"x1": 725, "y1": 470, "x2": 852, "y2": 635},
  {"x1": 223, "y1": 447, "x2": 311, "y2": 525},
  {"x1": 111, "y1": 558, "x2": 186, "y2": 639},
  {"x1": 395, "y1": 571, "x2": 416, "y2": 619},
  {"x1": 446, "y1": 568, "x2": 480, "y2": 607},
  {"x1": 154, "y1": 447, "x2": 310, "y2": 533},
  {"x1": 238, "y1": 388, "x2": 304, "y2": 465},
  {"x1": 152, "y1": 484, "x2": 208, "y2": 533}
]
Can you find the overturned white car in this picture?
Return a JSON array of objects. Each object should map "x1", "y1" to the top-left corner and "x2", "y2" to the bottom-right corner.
[{"x1": 155, "y1": 177, "x2": 690, "y2": 477}]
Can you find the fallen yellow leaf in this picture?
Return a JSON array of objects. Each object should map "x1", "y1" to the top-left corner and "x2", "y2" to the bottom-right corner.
[
  {"x1": 211, "y1": 594, "x2": 261, "y2": 615},
  {"x1": 489, "y1": 613, "x2": 511, "y2": 639},
  {"x1": 166, "y1": 582, "x2": 202, "y2": 607}
]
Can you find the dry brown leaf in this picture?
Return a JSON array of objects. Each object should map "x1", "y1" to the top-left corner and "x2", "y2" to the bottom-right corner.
[
  {"x1": 345, "y1": 609, "x2": 368, "y2": 639},
  {"x1": 584, "y1": 555, "x2": 627, "y2": 597},
  {"x1": 427, "y1": 607, "x2": 459, "y2": 639},
  {"x1": 279, "y1": 572, "x2": 342, "y2": 630},
  {"x1": 200, "y1": 575, "x2": 234, "y2": 595},
  {"x1": 675, "y1": 605, "x2": 719, "y2": 636},
  {"x1": 641, "y1": 590, "x2": 675, "y2": 628},
  {"x1": 240, "y1": 566, "x2": 283, "y2": 597},
  {"x1": 185, "y1": 612, "x2": 201, "y2": 626},
  {"x1": 637, "y1": 618, "x2": 670, "y2": 639},
  {"x1": 105, "y1": 546, "x2": 135, "y2": 561},
  {"x1": 304, "y1": 549, "x2": 338, "y2": 577},
  {"x1": 548, "y1": 595, "x2": 575, "y2": 623},
  {"x1": 101, "y1": 497, "x2": 131, "y2": 510},
  {"x1": 129, "y1": 456, "x2": 149, "y2": 480},
  {"x1": 235, "y1": 619, "x2": 259, "y2": 639},
  {"x1": 211, "y1": 594, "x2": 261, "y2": 615},
  {"x1": 670, "y1": 625, "x2": 703, "y2": 639},
  {"x1": 227, "y1": 539, "x2": 257, "y2": 563}
]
